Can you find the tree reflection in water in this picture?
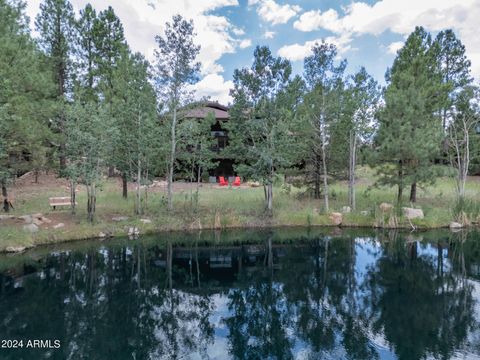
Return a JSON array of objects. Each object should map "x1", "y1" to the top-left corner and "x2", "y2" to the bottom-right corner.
[{"x1": 0, "y1": 228, "x2": 479, "y2": 359}]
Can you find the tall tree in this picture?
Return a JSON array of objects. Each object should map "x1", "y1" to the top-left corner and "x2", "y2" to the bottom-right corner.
[
  {"x1": 435, "y1": 29, "x2": 473, "y2": 131},
  {"x1": 65, "y1": 100, "x2": 114, "y2": 222},
  {"x1": 35, "y1": 0, "x2": 76, "y2": 170},
  {"x1": 93, "y1": 5, "x2": 127, "y2": 180},
  {"x1": 374, "y1": 27, "x2": 445, "y2": 203},
  {"x1": 302, "y1": 42, "x2": 346, "y2": 211},
  {"x1": 76, "y1": 3, "x2": 99, "y2": 100},
  {"x1": 227, "y1": 46, "x2": 301, "y2": 214},
  {"x1": 153, "y1": 14, "x2": 201, "y2": 211},
  {"x1": 447, "y1": 86, "x2": 479, "y2": 201},
  {"x1": 344, "y1": 67, "x2": 380, "y2": 210},
  {"x1": 1, "y1": 0, "x2": 54, "y2": 212},
  {"x1": 111, "y1": 49, "x2": 158, "y2": 214}
]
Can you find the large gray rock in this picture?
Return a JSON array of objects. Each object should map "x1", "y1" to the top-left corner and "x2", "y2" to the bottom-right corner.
[
  {"x1": 0, "y1": 215, "x2": 14, "y2": 221},
  {"x1": 402, "y1": 207, "x2": 424, "y2": 220},
  {"x1": 140, "y1": 218, "x2": 152, "y2": 224},
  {"x1": 450, "y1": 221, "x2": 463, "y2": 229},
  {"x1": 23, "y1": 223, "x2": 39, "y2": 233},
  {"x1": 112, "y1": 216, "x2": 129, "y2": 222},
  {"x1": 329, "y1": 212, "x2": 343, "y2": 226},
  {"x1": 379, "y1": 203, "x2": 394, "y2": 212},
  {"x1": 53, "y1": 223, "x2": 65, "y2": 229},
  {"x1": 5, "y1": 246, "x2": 26, "y2": 253},
  {"x1": 18, "y1": 215, "x2": 33, "y2": 224}
]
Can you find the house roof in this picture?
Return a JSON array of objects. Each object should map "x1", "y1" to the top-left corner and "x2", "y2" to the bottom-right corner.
[{"x1": 184, "y1": 101, "x2": 230, "y2": 120}]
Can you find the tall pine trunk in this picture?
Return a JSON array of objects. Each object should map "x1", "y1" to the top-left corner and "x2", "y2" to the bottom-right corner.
[
  {"x1": 70, "y1": 179, "x2": 76, "y2": 215},
  {"x1": 1, "y1": 179, "x2": 10, "y2": 213},
  {"x1": 122, "y1": 173, "x2": 128, "y2": 199},
  {"x1": 410, "y1": 182, "x2": 417, "y2": 203},
  {"x1": 397, "y1": 160, "x2": 403, "y2": 204},
  {"x1": 314, "y1": 152, "x2": 321, "y2": 199},
  {"x1": 167, "y1": 106, "x2": 177, "y2": 211}
]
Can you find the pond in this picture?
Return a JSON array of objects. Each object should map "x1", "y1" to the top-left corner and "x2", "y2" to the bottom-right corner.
[{"x1": 1, "y1": 228, "x2": 480, "y2": 359}]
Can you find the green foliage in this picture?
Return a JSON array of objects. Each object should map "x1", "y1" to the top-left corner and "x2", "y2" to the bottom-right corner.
[
  {"x1": 0, "y1": 0, "x2": 55, "y2": 209},
  {"x1": 226, "y1": 46, "x2": 303, "y2": 213},
  {"x1": 374, "y1": 27, "x2": 446, "y2": 203}
]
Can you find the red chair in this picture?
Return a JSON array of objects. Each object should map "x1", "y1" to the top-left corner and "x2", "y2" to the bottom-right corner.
[
  {"x1": 233, "y1": 176, "x2": 241, "y2": 186},
  {"x1": 219, "y1": 176, "x2": 228, "y2": 186}
]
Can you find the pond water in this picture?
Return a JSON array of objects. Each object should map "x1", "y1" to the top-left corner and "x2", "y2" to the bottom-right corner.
[{"x1": 1, "y1": 228, "x2": 480, "y2": 360}]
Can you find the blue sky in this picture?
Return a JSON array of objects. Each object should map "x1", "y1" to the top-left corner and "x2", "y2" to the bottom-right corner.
[{"x1": 26, "y1": 0, "x2": 480, "y2": 104}]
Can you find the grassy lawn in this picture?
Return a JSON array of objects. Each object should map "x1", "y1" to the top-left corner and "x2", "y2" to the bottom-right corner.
[{"x1": 1, "y1": 166, "x2": 480, "y2": 252}]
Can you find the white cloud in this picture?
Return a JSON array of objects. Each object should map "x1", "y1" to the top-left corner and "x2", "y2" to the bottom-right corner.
[
  {"x1": 277, "y1": 34, "x2": 353, "y2": 62},
  {"x1": 191, "y1": 73, "x2": 234, "y2": 105},
  {"x1": 292, "y1": 0, "x2": 480, "y2": 77},
  {"x1": 232, "y1": 27, "x2": 245, "y2": 36},
  {"x1": 239, "y1": 39, "x2": 252, "y2": 49},
  {"x1": 387, "y1": 41, "x2": 403, "y2": 54},
  {"x1": 250, "y1": 0, "x2": 301, "y2": 25},
  {"x1": 294, "y1": 9, "x2": 342, "y2": 33},
  {"x1": 263, "y1": 30, "x2": 275, "y2": 39},
  {"x1": 25, "y1": 0, "x2": 239, "y2": 103}
]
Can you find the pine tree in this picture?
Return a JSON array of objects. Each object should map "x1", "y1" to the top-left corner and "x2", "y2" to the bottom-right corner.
[
  {"x1": 1, "y1": 0, "x2": 55, "y2": 212},
  {"x1": 226, "y1": 46, "x2": 301, "y2": 214},
  {"x1": 76, "y1": 3, "x2": 99, "y2": 100},
  {"x1": 153, "y1": 14, "x2": 201, "y2": 211},
  {"x1": 35, "y1": 0, "x2": 76, "y2": 170},
  {"x1": 374, "y1": 27, "x2": 445, "y2": 203}
]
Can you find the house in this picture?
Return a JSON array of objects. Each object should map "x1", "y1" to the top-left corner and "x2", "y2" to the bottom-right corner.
[{"x1": 184, "y1": 101, "x2": 235, "y2": 181}]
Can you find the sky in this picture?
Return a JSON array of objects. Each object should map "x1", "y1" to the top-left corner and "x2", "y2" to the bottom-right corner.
[{"x1": 25, "y1": 0, "x2": 480, "y2": 105}]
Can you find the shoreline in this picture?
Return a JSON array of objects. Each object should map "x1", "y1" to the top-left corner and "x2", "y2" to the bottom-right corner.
[{"x1": 0, "y1": 216, "x2": 459, "y2": 254}]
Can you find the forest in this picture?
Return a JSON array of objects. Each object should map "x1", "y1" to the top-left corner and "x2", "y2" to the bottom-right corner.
[{"x1": 1, "y1": 0, "x2": 479, "y2": 238}]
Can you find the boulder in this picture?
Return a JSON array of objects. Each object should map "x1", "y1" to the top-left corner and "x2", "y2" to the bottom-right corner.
[
  {"x1": 53, "y1": 223, "x2": 65, "y2": 229},
  {"x1": 379, "y1": 203, "x2": 394, "y2": 212},
  {"x1": 18, "y1": 215, "x2": 33, "y2": 224},
  {"x1": 128, "y1": 227, "x2": 139, "y2": 236},
  {"x1": 329, "y1": 212, "x2": 343, "y2": 226},
  {"x1": 402, "y1": 207, "x2": 424, "y2": 219},
  {"x1": 5, "y1": 246, "x2": 26, "y2": 253},
  {"x1": 112, "y1": 216, "x2": 129, "y2": 222},
  {"x1": 33, "y1": 218, "x2": 44, "y2": 226},
  {"x1": 449, "y1": 222, "x2": 463, "y2": 229},
  {"x1": 40, "y1": 216, "x2": 52, "y2": 224},
  {"x1": 23, "y1": 223, "x2": 39, "y2": 233},
  {"x1": 341, "y1": 206, "x2": 351, "y2": 213},
  {"x1": 360, "y1": 210, "x2": 369, "y2": 216},
  {"x1": 140, "y1": 218, "x2": 152, "y2": 224},
  {"x1": 98, "y1": 232, "x2": 107, "y2": 238},
  {"x1": 0, "y1": 215, "x2": 14, "y2": 221}
]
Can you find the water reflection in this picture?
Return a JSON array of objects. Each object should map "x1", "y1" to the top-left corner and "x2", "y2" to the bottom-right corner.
[{"x1": 0, "y1": 229, "x2": 480, "y2": 359}]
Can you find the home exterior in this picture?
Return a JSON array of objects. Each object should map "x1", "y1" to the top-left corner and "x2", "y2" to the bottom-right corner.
[{"x1": 184, "y1": 101, "x2": 235, "y2": 180}]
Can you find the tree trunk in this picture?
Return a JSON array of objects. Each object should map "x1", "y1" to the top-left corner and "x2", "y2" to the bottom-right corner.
[
  {"x1": 265, "y1": 181, "x2": 273, "y2": 215},
  {"x1": 314, "y1": 153, "x2": 321, "y2": 199},
  {"x1": 108, "y1": 166, "x2": 114, "y2": 177},
  {"x1": 167, "y1": 107, "x2": 177, "y2": 211},
  {"x1": 135, "y1": 159, "x2": 141, "y2": 215},
  {"x1": 397, "y1": 160, "x2": 403, "y2": 204},
  {"x1": 70, "y1": 179, "x2": 76, "y2": 215},
  {"x1": 87, "y1": 183, "x2": 96, "y2": 223},
  {"x1": 348, "y1": 131, "x2": 357, "y2": 210},
  {"x1": 409, "y1": 182, "x2": 417, "y2": 203},
  {"x1": 321, "y1": 137, "x2": 329, "y2": 212},
  {"x1": 122, "y1": 173, "x2": 128, "y2": 199},
  {"x1": 1, "y1": 180, "x2": 10, "y2": 213}
]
